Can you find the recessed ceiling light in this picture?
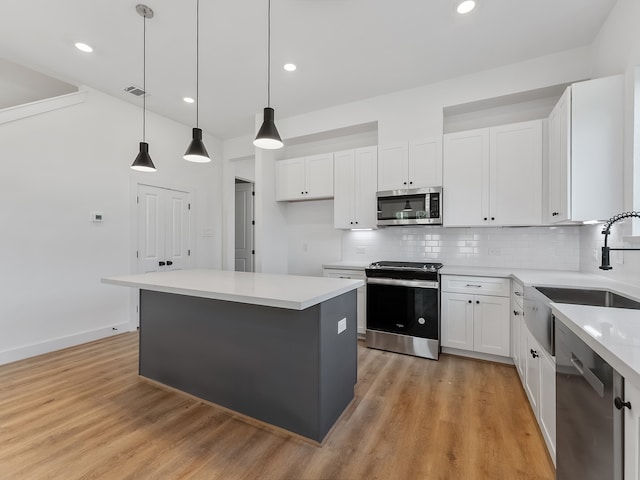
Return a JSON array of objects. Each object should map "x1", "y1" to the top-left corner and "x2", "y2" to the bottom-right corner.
[
  {"x1": 284, "y1": 63, "x2": 297, "y2": 72},
  {"x1": 456, "y1": 0, "x2": 476, "y2": 14},
  {"x1": 183, "y1": 97, "x2": 195, "y2": 104},
  {"x1": 74, "y1": 42, "x2": 93, "y2": 53}
]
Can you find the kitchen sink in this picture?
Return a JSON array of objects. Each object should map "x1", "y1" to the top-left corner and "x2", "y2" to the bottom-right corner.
[{"x1": 534, "y1": 286, "x2": 640, "y2": 310}]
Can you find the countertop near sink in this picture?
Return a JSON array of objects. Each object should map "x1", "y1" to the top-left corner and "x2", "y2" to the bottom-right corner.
[{"x1": 552, "y1": 303, "x2": 640, "y2": 387}]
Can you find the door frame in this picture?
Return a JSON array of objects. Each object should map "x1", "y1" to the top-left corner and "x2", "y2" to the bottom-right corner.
[
  {"x1": 128, "y1": 179, "x2": 195, "y2": 330},
  {"x1": 234, "y1": 178, "x2": 255, "y2": 272}
]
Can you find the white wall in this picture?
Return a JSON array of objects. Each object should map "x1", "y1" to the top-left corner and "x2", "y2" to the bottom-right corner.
[{"x1": 0, "y1": 87, "x2": 221, "y2": 364}]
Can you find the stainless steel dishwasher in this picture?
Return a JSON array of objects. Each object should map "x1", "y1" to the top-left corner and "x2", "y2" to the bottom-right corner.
[{"x1": 555, "y1": 320, "x2": 627, "y2": 480}]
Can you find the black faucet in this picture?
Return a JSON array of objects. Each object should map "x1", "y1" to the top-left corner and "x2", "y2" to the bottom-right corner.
[{"x1": 599, "y1": 211, "x2": 640, "y2": 270}]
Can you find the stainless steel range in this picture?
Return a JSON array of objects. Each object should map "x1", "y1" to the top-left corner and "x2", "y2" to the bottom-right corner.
[{"x1": 365, "y1": 261, "x2": 442, "y2": 360}]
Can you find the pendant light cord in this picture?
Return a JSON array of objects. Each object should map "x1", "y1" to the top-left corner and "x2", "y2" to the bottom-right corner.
[
  {"x1": 267, "y1": 0, "x2": 271, "y2": 108},
  {"x1": 196, "y1": 0, "x2": 200, "y2": 128},
  {"x1": 143, "y1": 12, "x2": 147, "y2": 142}
]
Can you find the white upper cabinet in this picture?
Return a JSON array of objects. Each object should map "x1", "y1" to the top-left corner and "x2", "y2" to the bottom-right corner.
[
  {"x1": 490, "y1": 121, "x2": 543, "y2": 226},
  {"x1": 547, "y1": 75, "x2": 624, "y2": 223},
  {"x1": 443, "y1": 120, "x2": 542, "y2": 227},
  {"x1": 443, "y1": 128, "x2": 490, "y2": 227},
  {"x1": 377, "y1": 137, "x2": 442, "y2": 191},
  {"x1": 334, "y1": 146, "x2": 378, "y2": 229},
  {"x1": 275, "y1": 153, "x2": 334, "y2": 201}
]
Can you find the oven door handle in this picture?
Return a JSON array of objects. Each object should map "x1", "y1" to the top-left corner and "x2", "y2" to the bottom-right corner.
[{"x1": 366, "y1": 277, "x2": 439, "y2": 289}]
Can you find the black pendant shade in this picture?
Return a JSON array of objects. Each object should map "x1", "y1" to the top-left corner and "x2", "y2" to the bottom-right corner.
[
  {"x1": 131, "y1": 142, "x2": 156, "y2": 172},
  {"x1": 131, "y1": 4, "x2": 155, "y2": 172},
  {"x1": 403, "y1": 200, "x2": 413, "y2": 211},
  {"x1": 184, "y1": 127, "x2": 210, "y2": 162},
  {"x1": 254, "y1": 107, "x2": 283, "y2": 149}
]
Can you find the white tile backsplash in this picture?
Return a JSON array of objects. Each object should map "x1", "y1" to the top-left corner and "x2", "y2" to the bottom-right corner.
[{"x1": 343, "y1": 226, "x2": 581, "y2": 270}]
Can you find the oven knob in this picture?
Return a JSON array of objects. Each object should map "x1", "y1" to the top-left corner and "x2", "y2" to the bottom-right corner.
[{"x1": 418, "y1": 317, "x2": 426, "y2": 325}]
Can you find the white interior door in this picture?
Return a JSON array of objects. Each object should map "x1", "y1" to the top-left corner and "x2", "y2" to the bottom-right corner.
[
  {"x1": 137, "y1": 184, "x2": 191, "y2": 273},
  {"x1": 235, "y1": 181, "x2": 254, "y2": 272}
]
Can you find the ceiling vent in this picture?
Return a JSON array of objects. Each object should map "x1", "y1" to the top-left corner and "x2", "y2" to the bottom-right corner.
[{"x1": 123, "y1": 85, "x2": 147, "y2": 97}]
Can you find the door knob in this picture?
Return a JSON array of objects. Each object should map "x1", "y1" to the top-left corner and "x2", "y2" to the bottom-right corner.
[
  {"x1": 159, "y1": 261, "x2": 166, "y2": 266},
  {"x1": 167, "y1": 261, "x2": 173, "y2": 266},
  {"x1": 615, "y1": 397, "x2": 632, "y2": 410}
]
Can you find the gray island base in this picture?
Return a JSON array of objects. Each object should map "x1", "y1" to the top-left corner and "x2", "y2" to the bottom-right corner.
[{"x1": 139, "y1": 289, "x2": 357, "y2": 443}]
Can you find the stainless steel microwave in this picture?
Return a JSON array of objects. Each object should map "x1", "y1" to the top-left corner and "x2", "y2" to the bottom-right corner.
[{"x1": 376, "y1": 187, "x2": 443, "y2": 226}]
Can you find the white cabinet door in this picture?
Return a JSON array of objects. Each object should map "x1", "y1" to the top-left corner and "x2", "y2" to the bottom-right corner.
[
  {"x1": 305, "y1": 153, "x2": 334, "y2": 199},
  {"x1": 443, "y1": 128, "x2": 490, "y2": 227},
  {"x1": 490, "y1": 120, "x2": 543, "y2": 226},
  {"x1": 524, "y1": 329, "x2": 541, "y2": 415},
  {"x1": 377, "y1": 143, "x2": 408, "y2": 191},
  {"x1": 276, "y1": 157, "x2": 306, "y2": 201},
  {"x1": 353, "y1": 146, "x2": 378, "y2": 228},
  {"x1": 473, "y1": 294, "x2": 510, "y2": 356},
  {"x1": 334, "y1": 147, "x2": 378, "y2": 229},
  {"x1": 511, "y1": 299, "x2": 524, "y2": 380},
  {"x1": 539, "y1": 350, "x2": 556, "y2": 465},
  {"x1": 548, "y1": 87, "x2": 571, "y2": 222},
  {"x1": 409, "y1": 137, "x2": 442, "y2": 188},
  {"x1": 625, "y1": 380, "x2": 640, "y2": 480},
  {"x1": 333, "y1": 150, "x2": 356, "y2": 229},
  {"x1": 441, "y1": 292, "x2": 474, "y2": 351}
]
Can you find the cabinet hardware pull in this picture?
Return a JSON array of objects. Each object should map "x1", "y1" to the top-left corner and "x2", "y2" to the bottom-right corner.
[
  {"x1": 514, "y1": 291, "x2": 522, "y2": 296},
  {"x1": 483, "y1": 217, "x2": 488, "y2": 221},
  {"x1": 468, "y1": 300, "x2": 472, "y2": 304},
  {"x1": 159, "y1": 261, "x2": 166, "y2": 266},
  {"x1": 530, "y1": 349, "x2": 539, "y2": 358},
  {"x1": 615, "y1": 397, "x2": 632, "y2": 410},
  {"x1": 167, "y1": 261, "x2": 173, "y2": 266},
  {"x1": 513, "y1": 310, "x2": 520, "y2": 316},
  {"x1": 491, "y1": 217, "x2": 495, "y2": 221},
  {"x1": 476, "y1": 300, "x2": 480, "y2": 304},
  {"x1": 466, "y1": 284, "x2": 482, "y2": 288},
  {"x1": 552, "y1": 212, "x2": 559, "y2": 216}
]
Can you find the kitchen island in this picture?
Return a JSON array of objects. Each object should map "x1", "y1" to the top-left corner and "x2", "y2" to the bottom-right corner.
[{"x1": 102, "y1": 269, "x2": 363, "y2": 443}]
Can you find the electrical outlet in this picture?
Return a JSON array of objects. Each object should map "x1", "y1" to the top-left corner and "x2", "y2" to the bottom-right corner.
[{"x1": 338, "y1": 318, "x2": 347, "y2": 334}]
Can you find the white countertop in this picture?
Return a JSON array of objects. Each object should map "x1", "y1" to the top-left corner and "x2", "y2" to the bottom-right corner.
[
  {"x1": 552, "y1": 304, "x2": 640, "y2": 387},
  {"x1": 102, "y1": 269, "x2": 363, "y2": 311}
]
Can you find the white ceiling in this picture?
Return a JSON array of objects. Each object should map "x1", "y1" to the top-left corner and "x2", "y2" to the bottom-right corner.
[{"x1": 0, "y1": 0, "x2": 618, "y2": 140}]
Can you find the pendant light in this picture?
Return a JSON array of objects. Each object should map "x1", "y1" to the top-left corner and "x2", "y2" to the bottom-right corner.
[
  {"x1": 131, "y1": 4, "x2": 156, "y2": 172},
  {"x1": 183, "y1": 0, "x2": 210, "y2": 162},
  {"x1": 403, "y1": 200, "x2": 413, "y2": 211},
  {"x1": 254, "y1": 0, "x2": 283, "y2": 149}
]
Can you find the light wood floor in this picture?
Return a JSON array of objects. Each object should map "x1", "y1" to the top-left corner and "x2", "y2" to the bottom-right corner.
[{"x1": 0, "y1": 333, "x2": 554, "y2": 480}]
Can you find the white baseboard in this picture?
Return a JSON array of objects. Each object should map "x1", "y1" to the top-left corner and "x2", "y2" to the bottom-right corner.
[
  {"x1": 0, "y1": 322, "x2": 131, "y2": 366},
  {"x1": 441, "y1": 347, "x2": 514, "y2": 365}
]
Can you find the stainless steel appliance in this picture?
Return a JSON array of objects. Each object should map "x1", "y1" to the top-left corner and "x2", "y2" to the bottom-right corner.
[
  {"x1": 556, "y1": 320, "x2": 626, "y2": 480},
  {"x1": 365, "y1": 261, "x2": 442, "y2": 360},
  {"x1": 376, "y1": 187, "x2": 442, "y2": 226}
]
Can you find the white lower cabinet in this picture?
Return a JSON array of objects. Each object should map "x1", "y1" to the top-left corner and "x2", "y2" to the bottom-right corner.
[
  {"x1": 519, "y1": 319, "x2": 556, "y2": 466},
  {"x1": 441, "y1": 275, "x2": 510, "y2": 357},
  {"x1": 626, "y1": 380, "x2": 640, "y2": 479},
  {"x1": 539, "y1": 348, "x2": 556, "y2": 462},
  {"x1": 323, "y1": 268, "x2": 366, "y2": 335}
]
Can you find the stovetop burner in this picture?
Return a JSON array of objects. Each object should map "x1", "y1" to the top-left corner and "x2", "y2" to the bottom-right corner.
[{"x1": 365, "y1": 260, "x2": 443, "y2": 281}]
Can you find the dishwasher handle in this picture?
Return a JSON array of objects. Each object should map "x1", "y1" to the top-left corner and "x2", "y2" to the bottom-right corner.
[{"x1": 571, "y1": 353, "x2": 605, "y2": 397}]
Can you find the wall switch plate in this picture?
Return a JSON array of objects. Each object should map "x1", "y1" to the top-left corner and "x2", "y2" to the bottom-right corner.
[
  {"x1": 338, "y1": 318, "x2": 347, "y2": 334},
  {"x1": 91, "y1": 212, "x2": 103, "y2": 223}
]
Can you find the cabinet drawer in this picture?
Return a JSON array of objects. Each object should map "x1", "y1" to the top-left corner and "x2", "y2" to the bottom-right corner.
[
  {"x1": 323, "y1": 269, "x2": 365, "y2": 281},
  {"x1": 441, "y1": 275, "x2": 510, "y2": 297}
]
